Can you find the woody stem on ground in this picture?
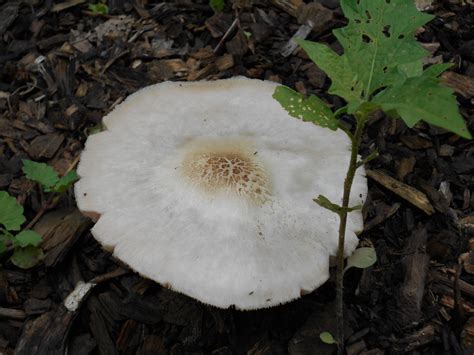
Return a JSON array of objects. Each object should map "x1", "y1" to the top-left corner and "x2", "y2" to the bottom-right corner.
[
  {"x1": 336, "y1": 111, "x2": 368, "y2": 354},
  {"x1": 22, "y1": 194, "x2": 62, "y2": 231}
]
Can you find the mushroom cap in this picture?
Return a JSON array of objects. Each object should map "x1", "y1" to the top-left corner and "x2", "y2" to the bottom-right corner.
[{"x1": 75, "y1": 77, "x2": 367, "y2": 310}]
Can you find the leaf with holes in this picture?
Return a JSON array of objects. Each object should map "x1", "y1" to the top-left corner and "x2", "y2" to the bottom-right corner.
[
  {"x1": 296, "y1": 39, "x2": 364, "y2": 112},
  {"x1": 295, "y1": 0, "x2": 471, "y2": 138},
  {"x1": 273, "y1": 86, "x2": 338, "y2": 130},
  {"x1": 297, "y1": 0, "x2": 432, "y2": 111},
  {"x1": 336, "y1": 0, "x2": 433, "y2": 98}
]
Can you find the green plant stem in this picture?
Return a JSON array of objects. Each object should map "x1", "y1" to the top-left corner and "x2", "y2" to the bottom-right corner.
[{"x1": 335, "y1": 112, "x2": 367, "y2": 354}]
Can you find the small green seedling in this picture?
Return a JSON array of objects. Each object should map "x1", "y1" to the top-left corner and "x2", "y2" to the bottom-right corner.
[
  {"x1": 22, "y1": 159, "x2": 78, "y2": 193},
  {"x1": 320, "y1": 331, "x2": 337, "y2": 345},
  {"x1": 0, "y1": 160, "x2": 79, "y2": 269},
  {"x1": 88, "y1": 1, "x2": 109, "y2": 15},
  {"x1": 209, "y1": 0, "x2": 225, "y2": 12},
  {"x1": 344, "y1": 247, "x2": 377, "y2": 273},
  {"x1": 0, "y1": 191, "x2": 43, "y2": 269},
  {"x1": 273, "y1": 0, "x2": 471, "y2": 353}
]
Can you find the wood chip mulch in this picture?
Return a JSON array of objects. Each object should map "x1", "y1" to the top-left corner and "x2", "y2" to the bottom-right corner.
[{"x1": 0, "y1": 0, "x2": 473, "y2": 354}]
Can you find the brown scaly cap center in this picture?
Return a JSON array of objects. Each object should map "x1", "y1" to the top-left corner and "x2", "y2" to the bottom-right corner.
[{"x1": 181, "y1": 139, "x2": 271, "y2": 205}]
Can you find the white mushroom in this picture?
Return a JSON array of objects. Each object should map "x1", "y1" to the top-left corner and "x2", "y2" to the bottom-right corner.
[{"x1": 75, "y1": 77, "x2": 367, "y2": 310}]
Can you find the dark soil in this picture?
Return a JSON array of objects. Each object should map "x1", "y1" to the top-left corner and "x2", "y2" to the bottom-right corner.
[{"x1": 1, "y1": 0, "x2": 474, "y2": 354}]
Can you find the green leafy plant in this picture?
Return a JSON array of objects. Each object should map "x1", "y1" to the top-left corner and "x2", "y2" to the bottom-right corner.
[
  {"x1": 209, "y1": 0, "x2": 225, "y2": 12},
  {"x1": 0, "y1": 160, "x2": 79, "y2": 269},
  {"x1": 273, "y1": 0, "x2": 471, "y2": 352},
  {"x1": 21, "y1": 159, "x2": 79, "y2": 231},
  {"x1": 0, "y1": 191, "x2": 44, "y2": 268},
  {"x1": 22, "y1": 160, "x2": 78, "y2": 193},
  {"x1": 88, "y1": 1, "x2": 109, "y2": 15}
]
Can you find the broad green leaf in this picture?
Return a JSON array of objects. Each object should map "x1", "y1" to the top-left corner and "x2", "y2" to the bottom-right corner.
[
  {"x1": 297, "y1": 0, "x2": 432, "y2": 112},
  {"x1": 273, "y1": 86, "x2": 338, "y2": 130},
  {"x1": 22, "y1": 160, "x2": 59, "y2": 191},
  {"x1": 336, "y1": 0, "x2": 432, "y2": 98},
  {"x1": 344, "y1": 247, "x2": 377, "y2": 273},
  {"x1": 397, "y1": 59, "x2": 423, "y2": 79},
  {"x1": 11, "y1": 246, "x2": 44, "y2": 269},
  {"x1": 373, "y1": 71, "x2": 472, "y2": 139},
  {"x1": 54, "y1": 170, "x2": 79, "y2": 193},
  {"x1": 14, "y1": 230, "x2": 43, "y2": 248},
  {"x1": 293, "y1": 0, "x2": 471, "y2": 138},
  {"x1": 320, "y1": 331, "x2": 336, "y2": 344},
  {"x1": 0, "y1": 240, "x2": 5, "y2": 253},
  {"x1": 314, "y1": 195, "x2": 361, "y2": 216},
  {"x1": 296, "y1": 39, "x2": 364, "y2": 112},
  {"x1": 0, "y1": 191, "x2": 25, "y2": 231}
]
